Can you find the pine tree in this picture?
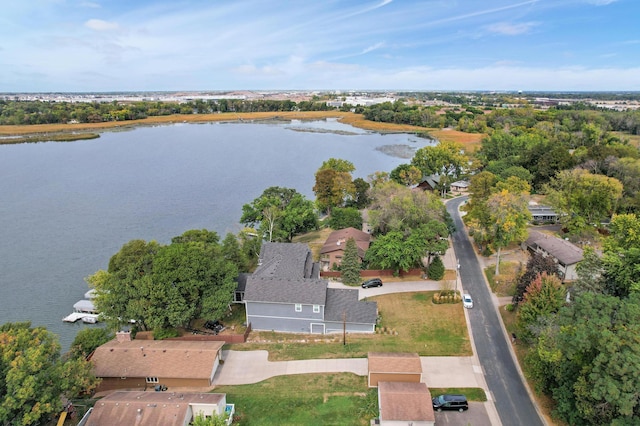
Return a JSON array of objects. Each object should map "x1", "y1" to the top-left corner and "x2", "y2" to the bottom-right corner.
[
  {"x1": 340, "y1": 237, "x2": 362, "y2": 286},
  {"x1": 427, "y1": 255, "x2": 445, "y2": 280}
]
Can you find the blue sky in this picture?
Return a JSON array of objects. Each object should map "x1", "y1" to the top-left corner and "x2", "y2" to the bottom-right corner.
[{"x1": 1, "y1": 0, "x2": 638, "y2": 92}]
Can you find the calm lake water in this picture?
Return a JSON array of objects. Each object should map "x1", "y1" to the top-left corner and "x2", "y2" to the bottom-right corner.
[{"x1": 0, "y1": 119, "x2": 427, "y2": 350}]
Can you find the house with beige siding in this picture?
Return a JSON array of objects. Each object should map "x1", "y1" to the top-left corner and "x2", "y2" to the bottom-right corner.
[
  {"x1": 90, "y1": 331, "x2": 224, "y2": 393},
  {"x1": 320, "y1": 227, "x2": 371, "y2": 271}
]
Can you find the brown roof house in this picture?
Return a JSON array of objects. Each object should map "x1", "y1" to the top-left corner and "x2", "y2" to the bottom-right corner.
[
  {"x1": 368, "y1": 352, "x2": 423, "y2": 388},
  {"x1": 320, "y1": 227, "x2": 371, "y2": 272},
  {"x1": 80, "y1": 391, "x2": 234, "y2": 426},
  {"x1": 377, "y1": 381, "x2": 435, "y2": 426},
  {"x1": 90, "y1": 331, "x2": 224, "y2": 393},
  {"x1": 524, "y1": 230, "x2": 584, "y2": 281}
]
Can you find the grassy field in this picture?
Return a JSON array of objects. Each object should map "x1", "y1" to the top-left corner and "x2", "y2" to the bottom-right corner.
[
  {"x1": 215, "y1": 374, "x2": 373, "y2": 426},
  {"x1": 213, "y1": 374, "x2": 488, "y2": 426},
  {"x1": 230, "y1": 291, "x2": 471, "y2": 360},
  {"x1": 484, "y1": 261, "x2": 522, "y2": 297}
]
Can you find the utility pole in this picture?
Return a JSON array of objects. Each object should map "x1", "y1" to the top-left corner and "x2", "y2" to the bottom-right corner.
[
  {"x1": 342, "y1": 311, "x2": 347, "y2": 346},
  {"x1": 456, "y1": 262, "x2": 460, "y2": 294}
]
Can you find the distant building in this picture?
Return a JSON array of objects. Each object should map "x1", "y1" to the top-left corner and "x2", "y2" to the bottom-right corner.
[
  {"x1": 524, "y1": 231, "x2": 584, "y2": 281},
  {"x1": 528, "y1": 205, "x2": 559, "y2": 224},
  {"x1": 320, "y1": 227, "x2": 371, "y2": 271}
]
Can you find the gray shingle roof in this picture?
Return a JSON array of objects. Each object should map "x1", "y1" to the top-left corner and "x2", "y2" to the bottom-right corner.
[
  {"x1": 253, "y1": 242, "x2": 314, "y2": 279},
  {"x1": 324, "y1": 288, "x2": 378, "y2": 324},
  {"x1": 244, "y1": 277, "x2": 327, "y2": 305},
  {"x1": 526, "y1": 230, "x2": 584, "y2": 265}
]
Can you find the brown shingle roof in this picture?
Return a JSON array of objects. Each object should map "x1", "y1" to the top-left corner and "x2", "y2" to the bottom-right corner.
[
  {"x1": 91, "y1": 340, "x2": 224, "y2": 380},
  {"x1": 368, "y1": 352, "x2": 422, "y2": 374},
  {"x1": 320, "y1": 227, "x2": 370, "y2": 258},
  {"x1": 86, "y1": 391, "x2": 226, "y2": 426},
  {"x1": 378, "y1": 381, "x2": 435, "y2": 422}
]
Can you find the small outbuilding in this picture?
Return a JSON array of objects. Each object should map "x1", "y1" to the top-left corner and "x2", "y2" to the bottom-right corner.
[
  {"x1": 377, "y1": 381, "x2": 435, "y2": 426},
  {"x1": 368, "y1": 352, "x2": 422, "y2": 388}
]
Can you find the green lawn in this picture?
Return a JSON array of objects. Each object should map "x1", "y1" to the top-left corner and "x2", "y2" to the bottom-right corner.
[
  {"x1": 230, "y1": 291, "x2": 471, "y2": 360},
  {"x1": 214, "y1": 375, "x2": 488, "y2": 426},
  {"x1": 215, "y1": 374, "x2": 374, "y2": 426}
]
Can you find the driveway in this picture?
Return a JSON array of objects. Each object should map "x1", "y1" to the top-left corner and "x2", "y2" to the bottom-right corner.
[{"x1": 328, "y1": 279, "x2": 442, "y2": 300}]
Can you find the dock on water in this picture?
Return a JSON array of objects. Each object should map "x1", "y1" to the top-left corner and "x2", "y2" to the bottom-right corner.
[{"x1": 62, "y1": 312, "x2": 99, "y2": 323}]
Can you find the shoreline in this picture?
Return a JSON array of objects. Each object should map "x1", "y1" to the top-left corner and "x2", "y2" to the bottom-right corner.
[{"x1": 0, "y1": 111, "x2": 485, "y2": 149}]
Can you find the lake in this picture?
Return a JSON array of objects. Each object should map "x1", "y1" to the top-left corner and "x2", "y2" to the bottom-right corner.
[{"x1": 0, "y1": 119, "x2": 428, "y2": 350}]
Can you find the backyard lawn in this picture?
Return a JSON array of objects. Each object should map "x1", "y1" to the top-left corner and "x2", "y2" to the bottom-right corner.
[{"x1": 228, "y1": 291, "x2": 471, "y2": 360}]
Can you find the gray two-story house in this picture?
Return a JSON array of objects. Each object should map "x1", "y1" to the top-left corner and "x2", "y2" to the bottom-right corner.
[{"x1": 244, "y1": 242, "x2": 377, "y2": 334}]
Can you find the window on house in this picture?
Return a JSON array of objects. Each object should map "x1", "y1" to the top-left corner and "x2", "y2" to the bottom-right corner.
[
  {"x1": 313, "y1": 305, "x2": 320, "y2": 313},
  {"x1": 145, "y1": 377, "x2": 159, "y2": 383},
  {"x1": 295, "y1": 304, "x2": 302, "y2": 312}
]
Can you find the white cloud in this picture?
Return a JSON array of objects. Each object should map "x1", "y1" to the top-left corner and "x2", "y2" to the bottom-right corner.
[
  {"x1": 362, "y1": 42, "x2": 384, "y2": 54},
  {"x1": 84, "y1": 19, "x2": 119, "y2": 32},
  {"x1": 585, "y1": 0, "x2": 618, "y2": 5},
  {"x1": 79, "y1": 1, "x2": 101, "y2": 8},
  {"x1": 487, "y1": 21, "x2": 538, "y2": 35}
]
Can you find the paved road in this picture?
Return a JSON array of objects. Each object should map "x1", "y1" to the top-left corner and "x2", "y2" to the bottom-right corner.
[{"x1": 447, "y1": 197, "x2": 544, "y2": 426}]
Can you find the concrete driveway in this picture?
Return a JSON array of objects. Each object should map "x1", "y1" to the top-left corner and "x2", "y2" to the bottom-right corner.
[
  {"x1": 328, "y1": 279, "x2": 442, "y2": 300},
  {"x1": 212, "y1": 350, "x2": 368, "y2": 385}
]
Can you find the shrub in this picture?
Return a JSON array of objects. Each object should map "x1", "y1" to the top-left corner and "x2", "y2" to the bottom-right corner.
[
  {"x1": 427, "y1": 255, "x2": 445, "y2": 280},
  {"x1": 153, "y1": 328, "x2": 180, "y2": 340}
]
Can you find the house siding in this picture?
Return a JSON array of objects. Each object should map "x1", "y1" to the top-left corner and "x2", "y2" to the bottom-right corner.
[
  {"x1": 246, "y1": 301, "x2": 325, "y2": 333},
  {"x1": 324, "y1": 321, "x2": 375, "y2": 334}
]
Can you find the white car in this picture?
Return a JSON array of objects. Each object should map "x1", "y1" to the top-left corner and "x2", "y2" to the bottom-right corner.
[{"x1": 462, "y1": 294, "x2": 473, "y2": 309}]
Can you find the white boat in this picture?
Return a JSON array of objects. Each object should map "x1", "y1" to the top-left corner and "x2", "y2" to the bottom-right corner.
[
  {"x1": 62, "y1": 312, "x2": 99, "y2": 323},
  {"x1": 81, "y1": 315, "x2": 98, "y2": 324}
]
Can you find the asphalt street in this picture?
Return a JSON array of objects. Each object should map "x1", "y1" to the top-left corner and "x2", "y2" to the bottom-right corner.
[{"x1": 447, "y1": 197, "x2": 544, "y2": 426}]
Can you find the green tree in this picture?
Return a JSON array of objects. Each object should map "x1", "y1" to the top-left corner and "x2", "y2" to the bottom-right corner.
[
  {"x1": 313, "y1": 166, "x2": 355, "y2": 214},
  {"x1": 192, "y1": 412, "x2": 228, "y2": 426},
  {"x1": 411, "y1": 140, "x2": 466, "y2": 178},
  {"x1": 529, "y1": 293, "x2": 640, "y2": 425},
  {"x1": 69, "y1": 328, "x2": 113, "y2": 359},
  {"x1": 390, "y1": 163, "x2": 422, "y2": 186},
  {"x1": 427, "y1": 255, "x2": 445, "y2": 280},
  {"x1": 545, "y1": 169, "x2": 623, "y2": 233},
  {"x1": 241, "y1": 187, "x2": 317, "y2": 241},
  {"x1": 221, "y1": 232, "x2": 249, "y2": 272},
  {"x1": 90, "y1": 230, "x2": 237, "y2": 332},
  {"x1": 367, "y1": 181, "x2": 445, "y2": 235},
  {"x1": 328, "y1": 207, "x2": 363, "y2": 230},
  {"x1": 0, "y1": 322, "x2": 99, "y2": 426},
  {"x1": 340, "y1": 238, "x2": 362, "y2": 286},
  {"x1": 486, "y1": 189, "x2": 531, "y2": 275},
  {"x1": 348, "y1": 177, "x2": 371, "y2": 209}
]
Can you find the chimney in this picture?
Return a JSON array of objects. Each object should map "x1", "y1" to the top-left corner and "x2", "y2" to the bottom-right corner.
[{"x1": 116, "y1": 330, "x2": 132, "y2": 342}]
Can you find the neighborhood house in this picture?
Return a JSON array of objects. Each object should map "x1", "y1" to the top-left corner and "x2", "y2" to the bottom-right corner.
[
  {"x1": 244, "y1": 242, "x2": 378, "y2": 334},
  {"x1": 90, "y1": 331, "x2": 224, "y2": 393},
  {"x1": 524, "y1": 230, "x2": 584, "y2": 281},
  {"x1": 79, "y1": 391, "x2": 233, "y2": 426},
  {"x1": 320, "y1": 227, "x2": 371, "y2": 271}
]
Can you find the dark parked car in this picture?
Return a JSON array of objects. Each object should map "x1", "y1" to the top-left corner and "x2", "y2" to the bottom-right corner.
[
  {"x1": 432, "y1": 394, "x2": 468, "y2": 412},
  {"x1": 361, "y1": 278, "x2": 383, "y2": 288}
]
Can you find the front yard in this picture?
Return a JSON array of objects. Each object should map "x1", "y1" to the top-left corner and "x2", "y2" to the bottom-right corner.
[{"x1": 228, "y1": 291, "x2": 471, "y2": 360}]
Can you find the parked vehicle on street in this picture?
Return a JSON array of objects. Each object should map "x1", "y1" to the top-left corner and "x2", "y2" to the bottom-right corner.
[
  {"x1": 463, "y1": 293, "x2": 474, "y2": 309},
  {"x1": 361, "y1": 278, "x2": 383, "y2": 288},
  {"x1": 432, "y1": 394, "x2": 468, "y2": 412}
]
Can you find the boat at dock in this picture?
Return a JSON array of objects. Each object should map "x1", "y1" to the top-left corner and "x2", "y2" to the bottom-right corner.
[{"x1": 62, "y1": 312, "x2": 100, "y2": 323}]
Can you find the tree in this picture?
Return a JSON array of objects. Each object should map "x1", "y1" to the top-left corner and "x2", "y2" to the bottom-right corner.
[
  {"x1": 313, "y1": 167, "x2": 355, "y2": 214},
  {"x1": 69, "y1": 328, "x2": 113, "y2": 359},
  {"x1": 390, "y1": 163, "x2": 422, "y2": 186},
  {"x1": 512, "y1": 252, "x2": 560, "y2": 304},
  {"x1": 0, "y1": 322, "x2": 99, "y2": 426},
  {"x1": 365, "y1": 232, "x2": 414, "y2": 274},
  {"x1": 545, "y1": 169, "x2": 623, "y2": 233},
  {"x1": 367, "y1": 181, "x2": 446, "y2": 235},
  {"x1": 515, "y1": 273, "x2": 566, "y2": 342},
  {"x1": 90, "y1": 230, "x2": 237, "y2": 332},
  {"x1": 192, "y1": 412, "x2": 228, "y2": 426},
  {"x1": 328, "y1": 207, "x2": 363, "y2": 230},
  {"x1": 348, "y1": 177, "x2": 371, "y2": 209},
  {"x1": 221, "y1": 232, "x2": 249, "y2": 273},
  {"x1": 427, "y1": 255, "x2": 445, "y2": 280},
  {"x1": 486, "y1": 189, "x2": 531, "y2": 275},
  {"x1": 529, "y1": 293, "x2": 640, "y2": 425},
  {"x1": 241, "y1": 187, "x2": 317, "y2": 242},
  {"x1": 340, "y1": 238, "x2": 362, "y2": 286},
  {"x1": 410, "y1": 140, "x2": 466, "y2": 178},
  {"x1": 412, "y1": 220, "x2": 450, "y2": 267}
]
